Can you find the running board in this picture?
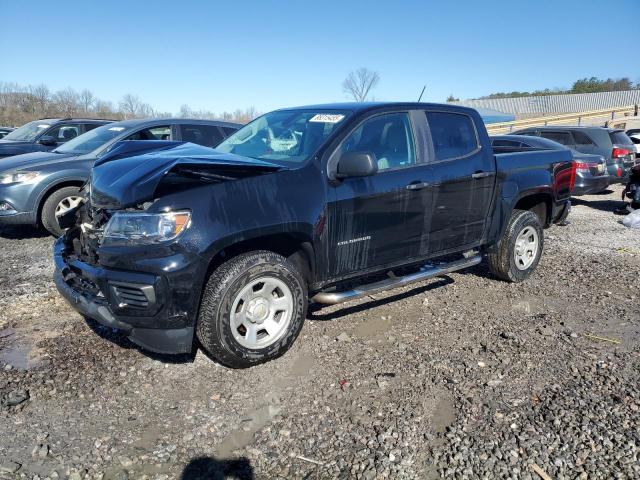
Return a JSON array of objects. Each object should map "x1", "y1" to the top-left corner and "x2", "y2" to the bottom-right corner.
[{"x1": 311, "y1": 255, "x2": 482, "y2": 305}]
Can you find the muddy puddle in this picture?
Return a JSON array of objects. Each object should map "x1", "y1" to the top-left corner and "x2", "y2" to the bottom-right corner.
[{"x1": 0, "y1": 328, "x2": 41, "y2": 370}]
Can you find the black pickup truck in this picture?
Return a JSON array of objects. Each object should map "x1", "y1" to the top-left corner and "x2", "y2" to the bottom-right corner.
[{"x1": 54, "y1": 103, "x2": 575, "y2": 367}]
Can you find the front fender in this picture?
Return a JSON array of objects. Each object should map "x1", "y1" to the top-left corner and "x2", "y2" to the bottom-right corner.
[{"x1": 31, "y1": 170, "x2": 89, "y2": 212}]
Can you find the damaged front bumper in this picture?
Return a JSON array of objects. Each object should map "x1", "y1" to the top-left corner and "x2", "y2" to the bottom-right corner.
[{"x1": 53, "y1": 237, "x2": 198, "y2": 354}]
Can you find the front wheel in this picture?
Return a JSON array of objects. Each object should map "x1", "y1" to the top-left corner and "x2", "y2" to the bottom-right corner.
[
  {"x1": 196, "y1": 251, "x2": 307, "y2": 368},
  {"x1": 40, "y1": 186, "x2": 83, "y2": 237},
  {"x1": 488, "y1": 209, "x2": 544, "y2": 282}
]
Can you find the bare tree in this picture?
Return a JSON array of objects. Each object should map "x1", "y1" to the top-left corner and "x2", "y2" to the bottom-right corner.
[
  {"x1": 79, "y1": 89, "x2": 95, "y2": 114},
  {"x1": 54, "y1": 88, "x2": 80, "y2": 116},
  {"x1": 342, "y1": 68, "x2": 380, "y2": 102},
  {"x1": 118, "y1": 94, "x2": 155, "y2": 119},
  {"x1": 119, "y1": 94, "x2": 143, "y2": 119},
  {"x1": 30, "y1": 84, "x2": 51, "y2": 117}
]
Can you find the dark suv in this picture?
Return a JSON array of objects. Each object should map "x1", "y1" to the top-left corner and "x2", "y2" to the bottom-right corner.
[
  {"x1": 0, "y1": 118, "x2": 113, "y2": 159},
  {"x1": 513, "y1": 126, "x2": 636, "y2": 184}
]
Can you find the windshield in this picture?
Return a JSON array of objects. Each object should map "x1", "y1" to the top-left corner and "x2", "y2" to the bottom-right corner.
[
  {"x1": 55, "y1": 123, "x2": 132, "y2": 155},
  {"x1": 3, "y1": 120, "x2": 52, "y2": 142},
  {"x1": 215, "y1": 110, "x2": 350, "y2": 164}
]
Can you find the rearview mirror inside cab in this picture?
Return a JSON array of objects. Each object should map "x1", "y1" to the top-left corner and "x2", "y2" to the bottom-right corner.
[{"x1": 336, "y1": 151, "x2": 378, "y2": 178}]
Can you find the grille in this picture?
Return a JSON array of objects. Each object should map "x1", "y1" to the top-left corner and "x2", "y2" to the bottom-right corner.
[{"x1": 110, "y1": 282, "x2": 155, "y2": 309}]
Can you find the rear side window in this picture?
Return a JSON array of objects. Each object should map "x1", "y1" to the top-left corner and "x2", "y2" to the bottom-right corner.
[
  {"x1": 83, "y1": 123, "x2": 102, "y2": 133},
  {"x1": 426, "y1": 112, "x2": 478, "y2": 161},
  {"x1": 573, "y1": 131, "x2": 595, "y2": 146},
  {"x1": 540, "y1": 131, "x2": 573, "y2": 146},
  {"x1": 610, "y1": 131, "x2": 632, "y2": 145},
  {"x1": 180, "y1": 125, "x2": 224, "y2": 147},
  {"x1": 221, "y1": 126, "x2": 238, "y2": 137}
]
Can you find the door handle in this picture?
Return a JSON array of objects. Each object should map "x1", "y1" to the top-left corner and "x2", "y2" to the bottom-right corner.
[
  {"x1": 406, "y1": 181, "x2": 429, "y2": 191},
  {"x1": 471, "y1": 171, "x2": 491, "y2": 179}
]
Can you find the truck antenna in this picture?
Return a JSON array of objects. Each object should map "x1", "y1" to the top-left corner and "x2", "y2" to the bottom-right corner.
[{"x1": 417, "y1": 85, "x2": 426, "y2": 102}]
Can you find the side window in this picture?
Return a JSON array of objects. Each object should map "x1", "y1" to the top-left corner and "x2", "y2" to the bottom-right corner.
[
  {"x1": 540, "y1": 131, "x2": 573, "y2": 146},
  {"x1": 426, "y1": 112, "x2": 479, "y2": 161},
  {"x1": 46, "y1": 124, "x2": 81, "y2": 143},
  {"x1": 340, "y1": 113, "x2": 416, "y2": 171},
  {"x1": 573, "y1": 131, "x2": 595, "y2": 146},
  {"x1": 180, "y1": 124, "x2": 224, "y2": 147},
  {"x1": 125, "y1": 126, "x2": 171, "y2": 141},
  {"x1": 83, "y1": 123, "x2": 102, "y2": 133},
  {"x1": 492, "y1": 139, "x2": 522, "y2": 147}
]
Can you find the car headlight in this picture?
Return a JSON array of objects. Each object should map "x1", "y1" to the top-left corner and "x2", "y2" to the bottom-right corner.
[
  {"x1": 102, "y1": 210, "x2": 191, "y2": 246},
  {"x1": 0, "y1": 171, "x2": 40, "y2": 185}
]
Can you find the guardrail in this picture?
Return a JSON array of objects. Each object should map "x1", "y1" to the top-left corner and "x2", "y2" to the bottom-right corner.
[{"x1": 485, "y1": 105, "x2": 639, "y2": 134}]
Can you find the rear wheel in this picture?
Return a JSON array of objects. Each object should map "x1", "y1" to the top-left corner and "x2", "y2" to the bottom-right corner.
[
  {"x1": 196, "y1": 251, "x2": 307, "y2": 368},
  {"x1": 488, "y1": 209, "x2": 543, "y2": 282},
  {"x1": 40, "y1": 186, "x2": 82, "y2": 237}
]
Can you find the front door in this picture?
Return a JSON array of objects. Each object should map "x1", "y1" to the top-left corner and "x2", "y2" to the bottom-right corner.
[
  {"x1": 425, "y1": 110, "x2": 495, "y2": 253},
  {"x1": 326, "y1": 112, "x2": 431, "y2": 278}
]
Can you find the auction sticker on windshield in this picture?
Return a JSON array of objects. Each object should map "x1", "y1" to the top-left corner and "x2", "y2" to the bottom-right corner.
[{"x1": 309, "y1": 114, "x2": 345, "y2": 123}]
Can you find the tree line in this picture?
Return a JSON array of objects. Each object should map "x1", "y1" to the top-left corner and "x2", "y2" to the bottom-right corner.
[
  {"x1": 476, "y1": 77, "x2": 639, "y2": 100},
  {"x1": 0, "y1": 82, "x2": 259, "y2": 127}
]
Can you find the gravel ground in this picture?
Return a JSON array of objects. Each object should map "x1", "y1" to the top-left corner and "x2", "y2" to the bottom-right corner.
[{"x1": 0, "y1": 186, "x2": 638, "y2": 480}]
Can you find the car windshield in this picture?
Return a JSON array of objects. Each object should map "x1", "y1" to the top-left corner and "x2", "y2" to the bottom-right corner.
[
  {"x1": 54, "y1": 123, "x2": 132, "y2": 155},
  {"x1": 3, "y1": 120, "x2": 52, "y2": 142},
  {"x1": 215, "y1": 110, "x2": 350, "y2": 164}
]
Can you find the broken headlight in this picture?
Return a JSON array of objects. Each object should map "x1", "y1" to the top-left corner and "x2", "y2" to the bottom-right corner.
[{"x1": 102, "y1": 210, "x2": 191, "y2": 246}]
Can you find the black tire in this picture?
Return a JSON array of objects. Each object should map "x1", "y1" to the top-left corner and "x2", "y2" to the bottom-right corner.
[
  {"x1": 488, "y1": 209, "x2": 544, "y2": 282},
  {"x1": 40, "y1": 186, "x2": 81, "y2": 237},
  {"x1": 196, "y1": 250, "x2": 307, "y2": 368}
]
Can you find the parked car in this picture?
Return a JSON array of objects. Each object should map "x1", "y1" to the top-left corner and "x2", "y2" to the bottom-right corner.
[
  {"x1": 54, "y1": 102, "x2": 574, "y2": 367},
  {"x1": 491, "y1": 135, "x2": 609, "y2": 195},
  {"x1": 628, "y1": 133, "x2": 640, "y2": 159},
  {"x1": 0, "y1": 118, "x2": 240, "y2": 235},
  {"x1": 0, "y1": 118, "x2": 113, "y2": 159},
  {"x1": 513, "y1": 126, "x2": 636, "y2": 183},
  {"x1": 0, "y1": 127, "x2": 15, "y2": 139}
]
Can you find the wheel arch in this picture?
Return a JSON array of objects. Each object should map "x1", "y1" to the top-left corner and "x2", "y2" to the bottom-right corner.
[
  {"x1": 513, "y1": 191, "x2": 552, "y2": 227},
  {"x1": 204, "y1": 230, "x2": 316, "y2": 287},
  {"x1": 36, "y1": 178, "x2": 86, "y2": 225}
]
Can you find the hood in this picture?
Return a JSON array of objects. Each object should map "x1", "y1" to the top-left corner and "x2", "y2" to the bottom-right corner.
[
  {"x1": 0, "y1": 150, "x2": 77, "y2": 171},
  {"x1": 0, "y1": 139, "x2": 28, "y2": 145},
  {"x1": 91, "y1": 142, "x2": 284, "y2": 209}
]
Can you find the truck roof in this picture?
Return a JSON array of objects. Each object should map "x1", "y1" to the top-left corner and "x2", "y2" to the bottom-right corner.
[{"x1": 279, "y1": 102, "x2": 478, "y2": 115}]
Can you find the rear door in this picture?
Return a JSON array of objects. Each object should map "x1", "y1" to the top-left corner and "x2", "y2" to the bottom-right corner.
[
  {"x1": 425, "y1": 110, "x2": 495, "y2": 253},
  {"x1": 327, "y1": 111, "x2": 431, "y2": 278}
]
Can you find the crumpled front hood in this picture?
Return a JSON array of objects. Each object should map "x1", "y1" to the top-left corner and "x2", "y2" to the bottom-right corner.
[
  {"x1": 91, "y1": 142, "x2": 284, "y2": 209},
  {"x1": 0, "y1": 150, "x2": 77, "y2": 171}
]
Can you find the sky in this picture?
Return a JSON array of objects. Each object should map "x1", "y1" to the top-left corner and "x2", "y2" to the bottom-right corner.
[{"x1": 1, "y1": 0, "x2": 638, "y2": 115}]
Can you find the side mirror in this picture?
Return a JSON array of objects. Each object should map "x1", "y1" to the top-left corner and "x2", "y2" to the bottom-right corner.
[
  {"x1": 38, "y1": 135, "x2": 57, "y2": 147},
  {"x1": 336, "y1": 151, "x2": 378, "y2": 178}
]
